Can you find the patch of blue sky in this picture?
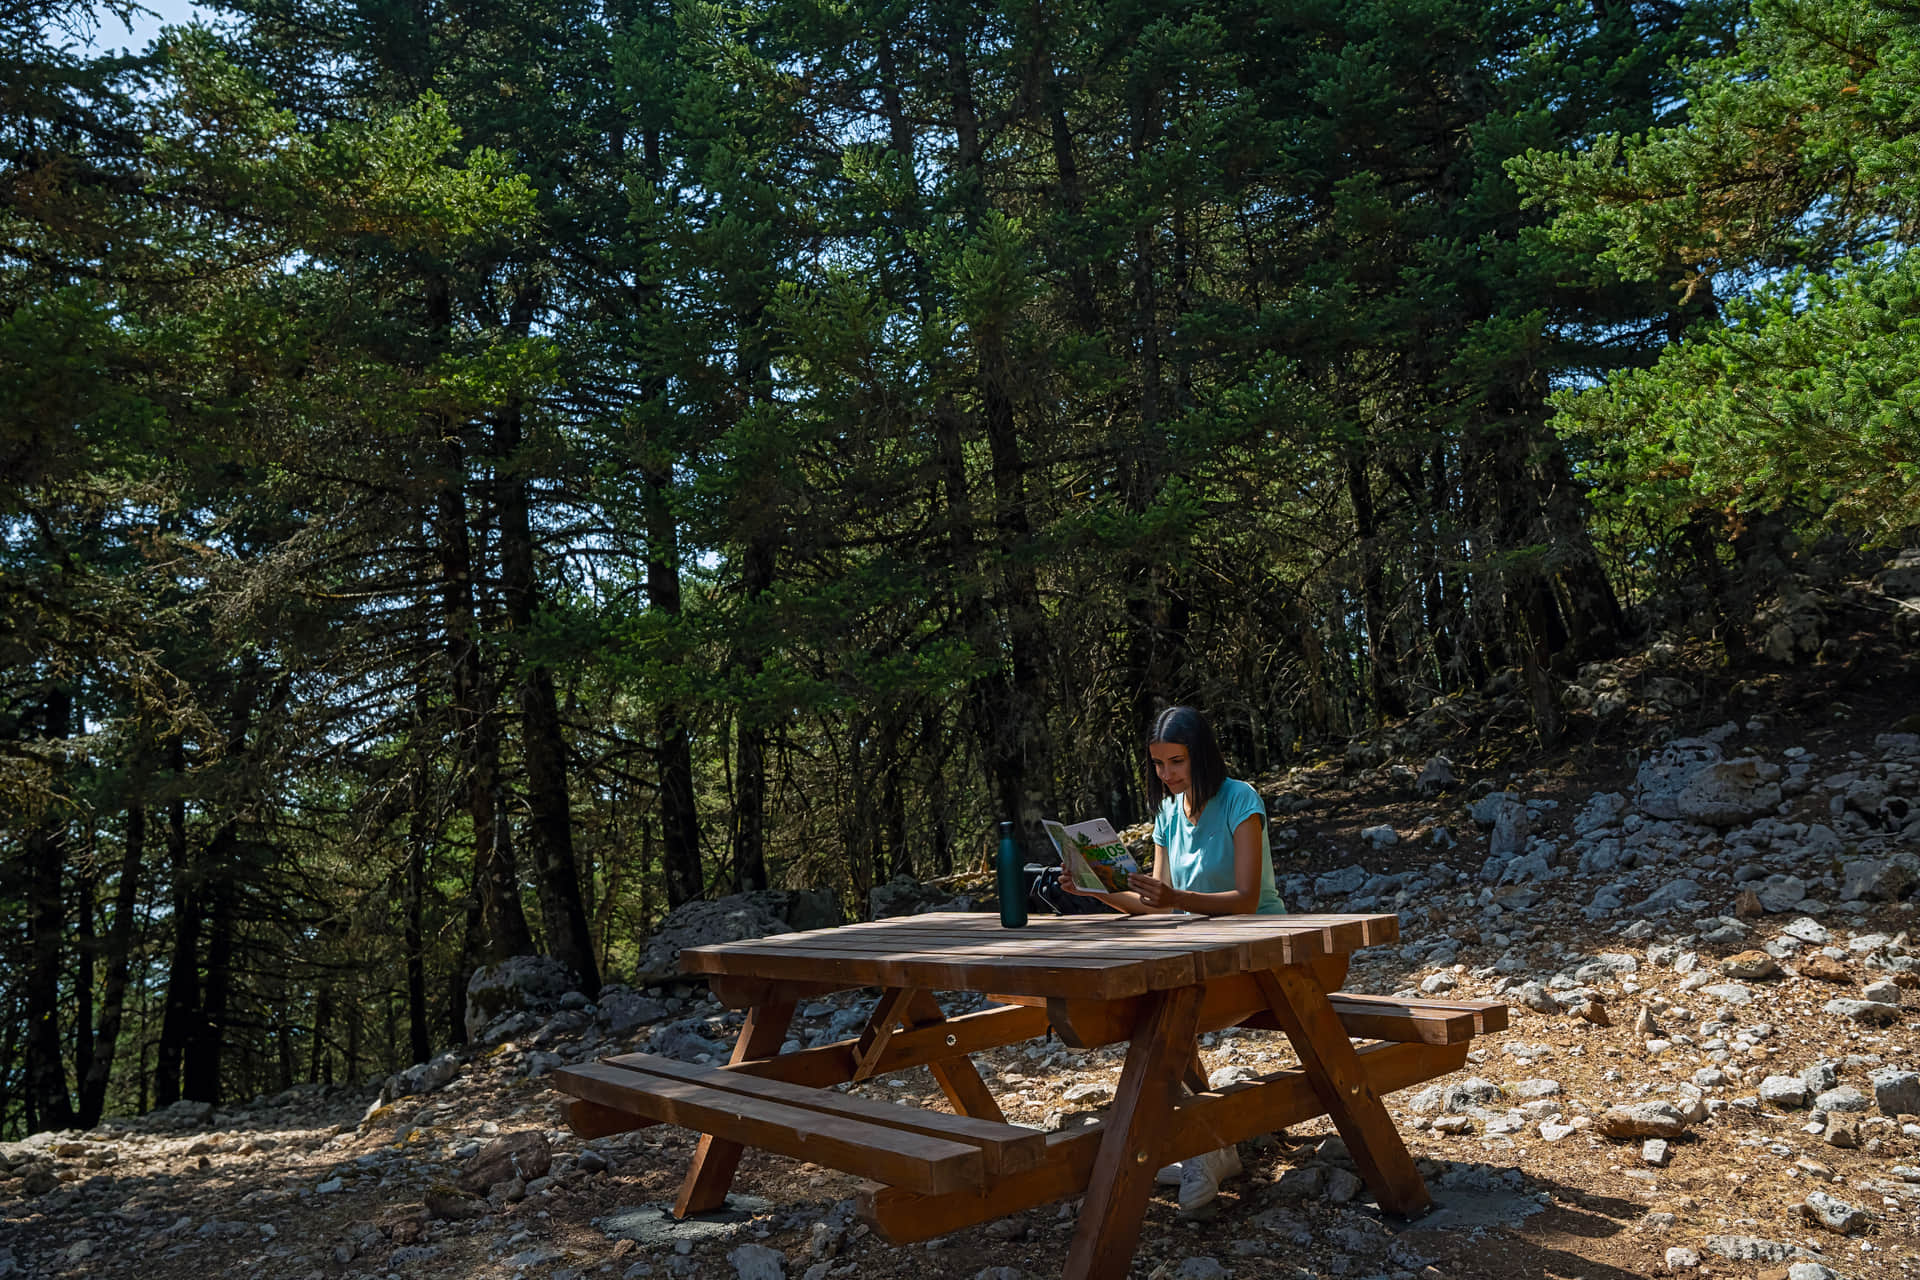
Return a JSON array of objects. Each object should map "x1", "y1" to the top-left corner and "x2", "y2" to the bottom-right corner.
[{"x1": 71, "y1": 0, "x2": 210, "y2": 55}]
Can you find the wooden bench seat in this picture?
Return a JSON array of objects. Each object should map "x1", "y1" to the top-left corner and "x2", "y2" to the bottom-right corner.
[
  {"x1": 1330, "y1": 992, "x2": 1507, "y2": 1043},
  {"x1": 1238, "y1": 991, "x2": 1508, "y2": 1044},
  {"x1": 1016, "y1": 978, "x2": 1508, "y2": 1049},
  {"x1": 552, "y1": 1052, "x2": 1045, "y2": 1195}
]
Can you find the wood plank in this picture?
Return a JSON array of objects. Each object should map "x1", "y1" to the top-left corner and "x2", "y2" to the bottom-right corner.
[
  {"x1": 675, "y1": 994, "x2": 795, "y2": 1215},
  {"x1": 851, "y1": 987, "x2": 920, "y2": 1082},
  {"x1": 682, "y1": 942, "x2": 1138, "y2": 974},
  {"x1": 1329, "y1": 993, "x2": 1507, "y2": 1042},
  {"x1": 856, "y1": 917, "x2": 1351, "y2": 967},
  {"x1": 679, "y1": 945, "x2": 1169, "y2": 1000},
  {"x1": 676, "y1": 922, "x2": 1392, "y2": 994},
  {"x1": 610, "y1": 1002, "x2": 1053, "y2": 1092},
  {"x1": 903, "y1": 989, "x2": 1009, "y2": 1126},
  {"x1": 585, "y1": 1053, "x2": 1045, "y2": 1175},
  {"x1": 1263, "y1": 917, "x2": 1370, "y2": 955},
  {"x1": 1257, "y1": 967, "x2": 1432, "y2": 1216},
  {"x1": 1383, "y1": 995, "x2": 1509, "y2": 1035},
  {"x1": 1202, "y1": 914, "x2": 1399, "y2": 947},
  {"x1": 689, "y1": 928, "x2": 1226, "y2": 971},
  {"x1": 1016, "y1": 910, "x2": 1397, "y2": 945},
  {"x1": 859, "y1": 1040, "x2": 1465, "y2": 1243},
  {"x1": 1125, "y1": 913, "x2": 1394, "y2": 950},
  {"x1": 729, "y1": 933, "x2": 1233, "y2": 985},
  {"x1": 713, "y1": 910, "x2": 1397, "y2": 937},
  {"x1": 1329, "y1": 997, "x2": 1476, "y2": 1046},
  {"x1": 1046, "y1": 977, "x2": 1494, "y2": 1048},
  {"x1": 679, "y1": 913, "x2": 1399, "y2": 975},
  {"x1": 1045, "y1": 973, "x2": 1267, "y2": 1049},
  {"x1": 710, "y1": 927, "x2": 1081, "y2": 951},
  {"x1": 752, "y1": 919, "x2": 1197, "y2": 944},
  {"x1": 564, "y1": 1097, "x2": 655, "y2": 1139},
  {"x1": 1165, "y1": 1039, "x2": 1468, "y2": 1156},
  {"x1": 1095, "y1": 917, "x2": 1330, "y2": 969},
  {"x1": 556, "y1": 1061, "x2": 985, "y2": 1195},
  {"x1": 1311, "y1": 953, "x2": 1353, "y2": 993},
  {"x1": 1040, "y1": 957, "x2": 1346, "y2": 1050},
  {"x1": 1064, "y1": 984, "x2": 1202, "y2": 1280}
]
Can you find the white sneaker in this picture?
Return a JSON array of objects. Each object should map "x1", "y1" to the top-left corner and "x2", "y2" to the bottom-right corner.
[
  {"x1": 1154, "y1": 1160, "x2": 1183, "y2": 1186},
  {"x1": 1176, "y1": 1145, "x2": 1243, "y2": 1213}
]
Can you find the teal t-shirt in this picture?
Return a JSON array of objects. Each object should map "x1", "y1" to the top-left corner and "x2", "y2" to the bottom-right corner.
[{"x1": 1153, "y1": 777, "x2": 1286, "y2": 914}]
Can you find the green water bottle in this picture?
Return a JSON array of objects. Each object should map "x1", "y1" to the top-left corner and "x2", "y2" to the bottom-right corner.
[{"x1": 996, "y1": 821, "x2": 1027, "y2": 928}]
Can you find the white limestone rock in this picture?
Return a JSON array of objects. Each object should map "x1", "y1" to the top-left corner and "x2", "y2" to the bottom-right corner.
[{"x1": 1598, "y1": 1101, "x2": 1690, "y2": 1139}]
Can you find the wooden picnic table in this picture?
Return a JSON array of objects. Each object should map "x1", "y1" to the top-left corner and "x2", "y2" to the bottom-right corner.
[{"x1": 552, "y1": 911, "x2": 1506, "y2": 1279}]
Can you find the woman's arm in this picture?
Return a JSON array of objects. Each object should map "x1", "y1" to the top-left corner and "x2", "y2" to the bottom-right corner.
[{"x1": 1130, "y1": 815, "x2": 1263, "y2": 915}]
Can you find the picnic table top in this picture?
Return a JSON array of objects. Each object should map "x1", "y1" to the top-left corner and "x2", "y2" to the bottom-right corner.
[{"x1": 678, "y1": 910, "x2": 1400, "y2": 1001}]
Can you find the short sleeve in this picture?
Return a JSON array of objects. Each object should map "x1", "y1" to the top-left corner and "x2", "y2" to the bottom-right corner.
[
  {"x1": 1223, "y1": 780, "x2": 1265, "y2": 832},
  {"x1": 1153, "y1": 798, "x2": 1174, "y2": 848}
]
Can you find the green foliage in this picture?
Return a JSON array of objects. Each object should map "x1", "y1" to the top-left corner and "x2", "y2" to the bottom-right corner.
[
  {"x1": 1559, "y1": 252, "x2": 1920, "y2": 536},
  {"x1": 1516, "y1": 0, "x2": 1920, "y2": 539},
  {"x1": 3, "y1": 0, "x2": 1815, "y2": 1132}
]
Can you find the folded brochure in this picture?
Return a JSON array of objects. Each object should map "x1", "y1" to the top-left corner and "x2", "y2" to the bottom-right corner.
[{"x1": 1042, "y1": 817, "x2": 1141, "y2": 893}]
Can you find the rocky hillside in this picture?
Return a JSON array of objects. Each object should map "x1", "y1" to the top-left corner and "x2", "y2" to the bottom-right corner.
[{"x1": 4, "y1": 610, "x2": 1920, "y2": 1280}]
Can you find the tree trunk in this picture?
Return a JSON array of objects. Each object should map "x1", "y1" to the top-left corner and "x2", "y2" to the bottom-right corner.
[
  {"x1": 919, "y1": 710, "x2": 954, "y2": 876},
  {"x1": 436, "y1": 434, "x2": 530, "y2": 961},
  {"x1": 642, "y1": 445, "x2": 705, "y2": 907},
  {"x1": 182, "y1": 855, "x2": 234, "y2": 1104},
  {"x1": 882, "y1": 752, "x2": 908, "y2": 882},
  {"x1": 876, "y1": 26, "x2": 1015, "y2": 857},
  {"x1": 180, "y1": 657, "x2": 267, "y2": 1106},
  {"x1": 72, "y1": 857, "x2": 94, "y2": 1116},
  {"x1": 404, "y1": 797, "x2": 432, "y2": 1066},
  {"x1": 728, "y1": 302, "x2": 779, "y2": 895},
  {"x1": 277, "y1": 1015, "x2": 294, "y2": 1093},
  {"x1": 154, "y1": 738, "x2": 197, "y2": 1109},
  {"x1": 1347, "y1": 448, "x2": 1408, "y2": 719},
  {"x1": 424, "y1": 268, "x2": 528, "y2": 965},
  {"x1": 312, "y1": 983, "x2": 331, "y2": 1084},
  {"x1": 496, "y1": 386, "x2": 600, "y2": 993},
  {"x1": 1682, "y1": 511, "x2": 1741, "y2": 658},
  {"x1": 344, "y1": 990, "x2": 361, "y2": 1087},
  {"x1": 944, "y1": 10, "x2": 1050, "y2": 845},
  {"x1": 23, "y1": 689, "x2": 75, "y2": 1131},
  {"x1": 1512, "y1": 594, "x2": 1564, "y2": 750},
  {"x1": 74, "y1": 801, "x2": 143, "y2": 1127},
  {"x1": 1536, "y1": 435, "x2": 1626, "y2": 661},
  {"x1": 840, "y1": 712, "x2": 873, "y2": 909},
  {"x1": 1043, "y1": 64, "x2": 1101, "y2": 332},
  {"x1": 0, "y1": 1005, "x2": 22, "y2": 1136},
  {"x1": 448, "y1": 887, "x2": 483, "y2": 1047},
  {"x1": 730, "y1": 547, "x2": 773, "y2": 895},
  {"x1": 1118, "y1": 72, "x2": 1192, "y2": 736},
  {"x1": 1483, "y1": 421, "x2": 1571, "y2": 743}
]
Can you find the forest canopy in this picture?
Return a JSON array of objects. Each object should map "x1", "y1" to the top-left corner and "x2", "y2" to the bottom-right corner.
[{"x1": 3, "y1": 0, "x2": 1913, "y2": 1133}]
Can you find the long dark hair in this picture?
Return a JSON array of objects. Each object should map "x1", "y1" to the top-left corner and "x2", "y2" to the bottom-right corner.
[{"x1": 1146, "y1": 705, "x2": 1228, "y2": 815}]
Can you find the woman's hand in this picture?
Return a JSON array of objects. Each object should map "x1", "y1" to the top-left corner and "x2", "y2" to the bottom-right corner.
[
  {"x1": 1057, "y1": 864, "x2": 1167, "y2": 915},
  {"x1": 1056, "y1": 868, "x2": 1106, "y2": 898},
  {"x1": 1127, "y1": 873, "x2": 1183, "y2": 911}
]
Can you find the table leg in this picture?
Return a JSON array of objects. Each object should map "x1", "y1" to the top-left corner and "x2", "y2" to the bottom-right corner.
[
  {"x1": 1254, "y1": 966, "x2": 1431, "y2": 1216},
  {"x1": 851, "y1": 987, "x2": 921, "y2": 1081},
  {"x1": 673, "y1": 993, "x2": 797, "y2": 1216},
  {"x1": 903, "y1": 989, "x2": 1008, "y2": 1124},
  {"x1": 1063, "y1": 984, "x2": 1201, "y2": 1280}
]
